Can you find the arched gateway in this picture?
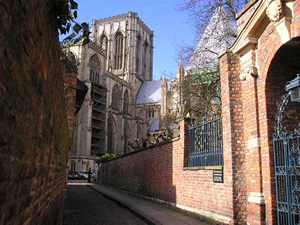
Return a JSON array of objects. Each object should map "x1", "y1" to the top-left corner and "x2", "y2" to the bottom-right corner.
[
  {"x1": 219, "y1": 0, "x2": 300, "y2": 224},
  {"x1": 268, "y1": 39, "x2": 300, "y2": 225}
]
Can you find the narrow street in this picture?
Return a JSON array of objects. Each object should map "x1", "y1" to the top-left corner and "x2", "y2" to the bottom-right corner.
[{"x1": 64, "y1": 181, "x2": 148, "y2": 225}]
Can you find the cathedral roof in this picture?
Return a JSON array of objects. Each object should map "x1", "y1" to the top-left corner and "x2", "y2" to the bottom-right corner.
[
  {"x1": 148, "y1": 118, "x2": 160, "y2": 132},
  {"x1": 186, "y1": 6, "x2": 237, "y2": 70},
  {"x1": 136, "y1": 80, "x2": 162, "y2": 104}
]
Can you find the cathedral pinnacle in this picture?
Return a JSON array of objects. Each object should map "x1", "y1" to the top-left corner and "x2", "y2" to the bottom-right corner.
[{"x1": 177, "y1": 58, "x2": 184, "y2": 81}]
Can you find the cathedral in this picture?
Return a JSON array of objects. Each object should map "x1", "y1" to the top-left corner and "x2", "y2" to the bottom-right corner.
[
  {"x1": 63, "y1": 12, "x2": 165, "y2": 172},
  {"x1": 63, "y1": 7, "x2": 236, "y2": 172}
]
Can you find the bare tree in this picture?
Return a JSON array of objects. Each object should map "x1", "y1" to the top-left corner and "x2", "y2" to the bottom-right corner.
[
  {"x1": 178, "y1": 0, "x2": 250, "y2": 39},
  {"x1": 174, "y1": 65, "x2": 221, "y2": 124},
  {"x1": 166, "y1": 1, "x2": 249, "y2": 125},
  {"x1": 176, "y1": 0, "x2": 250, "y2": 67}
]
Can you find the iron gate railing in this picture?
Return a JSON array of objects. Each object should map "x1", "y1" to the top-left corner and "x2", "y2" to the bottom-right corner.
[
  {"x1": 274, "y1": 131, "x2": 300, "y2": 224},
  {"x1": 273, "y1": 93, "x2": 300, "y2": 225},
  {"x1": 188, "y1": 117, "x2": 223, "y2": 167}
]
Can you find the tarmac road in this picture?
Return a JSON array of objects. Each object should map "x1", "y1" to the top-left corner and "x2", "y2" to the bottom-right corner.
[{"x1": 64, "y1": 182, "x2": 148, "y2": 225}]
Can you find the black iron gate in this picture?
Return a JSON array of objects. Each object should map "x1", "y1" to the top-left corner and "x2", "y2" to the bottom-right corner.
[{"x1": 273, "y1": 93, "x2": 300, "y2": 225}]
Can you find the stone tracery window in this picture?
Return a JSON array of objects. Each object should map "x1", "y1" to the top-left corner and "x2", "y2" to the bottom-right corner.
[
  {"x1": 123, "y1": 90, "x2": 129, "y2": 113},
  {"x1": 137, "y1": 123, "x2": 142, "y2": 139},
  {"x1": 124, "y1": 120, "x2": 129, "y2": 154},
  {"x1": 89, "y1": 54, "x2": 100, "y2": 83},
  {"x1": 111, "y1": 85, "x2": 118, "y2": 109},
  {"x1": 100, "y1": 35, "x2": 108, "y2": 55},
  {"x1": 136, "y1": 35, "x2": 141, "y2": 74},
  {"x1": 143, "y1": 41, "x2": 149, "y2": 77},
  {"x1": 114, "y1": 32, "x2": 124, "y2": 70},
  {"x1": 66, "y1": 51, "x2": 77, "y2": 66},
  {"x1": 111, "y1": 85, "x2": 122, "y2": 110},
  {"x1": 107, "y1": 115, "x2": 115, "y2": 153},
  {"x1": 146, "y1": 106, "x2": 154, "y2": 118}
]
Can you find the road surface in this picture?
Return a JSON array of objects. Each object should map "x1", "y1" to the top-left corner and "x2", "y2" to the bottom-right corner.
[{"x1": 64, "y1": 181, "x2": 148, "y2": 225}]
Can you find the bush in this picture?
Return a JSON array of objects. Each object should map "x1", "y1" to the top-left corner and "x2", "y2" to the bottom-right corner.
[{"x1": 97, "y1": 153, "x2": 118, "y2": 163}]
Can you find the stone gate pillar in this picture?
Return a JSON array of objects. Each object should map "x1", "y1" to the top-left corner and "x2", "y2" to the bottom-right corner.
[
  {"x1": 220, "y1": 47, "x2": 268, "y2": 224},
  {"x1": 239, "y1": 43, "x2": 266, "y2": 225}
]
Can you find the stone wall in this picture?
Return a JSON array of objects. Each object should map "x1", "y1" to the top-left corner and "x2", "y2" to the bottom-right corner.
[
  {"x1": 0, "y1": 1, "x2": 70, "y2": 224},
  {"x1": 99, "y1": 120, "x2": 234, "y2": 224}
]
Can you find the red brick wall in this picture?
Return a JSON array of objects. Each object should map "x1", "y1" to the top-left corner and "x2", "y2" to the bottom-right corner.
[
  {"x1": 0, "y1": 1, "x2": 70, "y2": 224},
  {"x1": 219, "y1": 1, "x2": 300, "y2": 224},
  {"x1": 100, "y1": 120, "x2": 234, "y2": 223},
  {"x1": 220, "y1": 52, "x2": 247, "y2": 224},
  {"x1": 63, "y1": 65, "x2": 77, "y2": 135},
  {"x1": 236, "y1": 0, "x2": 260, "y2": 34}
]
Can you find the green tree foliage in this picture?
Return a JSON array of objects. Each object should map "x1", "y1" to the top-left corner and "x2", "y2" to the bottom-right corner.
[
  {"x1": 51, "y1": 0, "x2": 90, "y2": 44},
  {"x1": 97, "y1": 153, "x2": 118, "y2": 163}
]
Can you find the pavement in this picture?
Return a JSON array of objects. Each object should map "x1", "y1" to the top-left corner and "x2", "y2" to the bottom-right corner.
[{"x1": 85, "y1": 182, "x2": 216, "y2": 225}]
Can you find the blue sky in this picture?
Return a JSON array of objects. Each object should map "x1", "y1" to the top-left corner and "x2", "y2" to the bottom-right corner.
[{"x1": 65, "y1": 0, "x2": 195, "y2": 80}]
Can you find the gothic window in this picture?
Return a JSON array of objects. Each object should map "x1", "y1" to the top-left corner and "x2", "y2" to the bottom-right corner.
[
  {"x1": 124, "y1": 120, "x2": 129, "y2": 154},
  {"x1": 71, "y1": 161, "x2": 76, "y2": 172},
  {"x1": 114, "y1": 32, "x2": 124, "y2": 70},
  {"x1": 143, "y1": 41, "x2": 149, "y2": 76},
  {"x1": 136, "y1": 35, "x2": 141, "y2": 74},
  {"x1": 147, "y1": 106, "x2": 154, "y2": 118},
  {"x1": 66, "y1": 51, "x2": 77, "y2": 66},
  {"x1": 137, "y1": 124, "x2": 142, "y2": 139},
  {"x1": 89, "y1": 54, "x2": 100, "y2": 83},
  {"x1": 123, "y1": 90, "x2": 129, "y2": 113},
  {"x1": 107, "y1": 115, "x2": 115, "y2": 153},
  {"x1": 100, "y1": 35, "x2": 108, "y2": 55},
  {"x1": 111, "y1": 85, "x2": 119, "y2": 110}
]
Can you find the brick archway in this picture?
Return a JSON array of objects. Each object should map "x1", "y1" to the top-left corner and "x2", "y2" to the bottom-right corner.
[{"x1": 265, "y1": 37, "x2": 300, "y2": 224}]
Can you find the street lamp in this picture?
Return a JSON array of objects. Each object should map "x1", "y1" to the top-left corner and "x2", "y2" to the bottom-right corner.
[{"x1": 285, "y1": 74, "x2": 300, "y2": 102}]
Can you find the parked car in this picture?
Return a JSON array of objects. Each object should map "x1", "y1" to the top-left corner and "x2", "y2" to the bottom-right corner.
[
  {"x1": 77, "y1": 172, "x2": 88, "y2": 179},
  {"x1": 77, "y1": 171, "x2": 96, "y2": 180},
  {"x1": 68, "y1": 171, "x2": 78, "y2": 179}
]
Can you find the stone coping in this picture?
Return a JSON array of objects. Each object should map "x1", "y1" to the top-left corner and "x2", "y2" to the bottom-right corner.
[
  {"x1": 102, "y1": 136, "x2": 181, "y2": 163},
  {"x1": 183, "y1": 166, "x2": 223, "y2": 171}
]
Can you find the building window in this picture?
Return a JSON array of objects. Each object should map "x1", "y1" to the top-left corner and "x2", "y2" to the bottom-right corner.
[
  {"x1": 66, "y1": 51, "x2": 77, "y2": 66},
  {"x1": 89, "y1": 54, "x2": 100, "y2": 83},
  {"x1": 146, "y1": 106, "x2": 155, "y2": 118},
  {"x1": 124, "y1": 120, "x2": 129, "y2": 154},
  {"x1": 111, "y1": 85, "x2": 121, "y2": 110},
  {"x1": 137, "y1": 124, "x2": 142, "y2": 139},
  {"x1": 114, "y1": 32, "x2": 124, "y2": 69},
  {"x1": 71, "y1": 161, "x2": 76, "y2": 172},
  {"x1": 123, "y1": 90, "x2": 129, "y2": 113},
  {"x1": 143, "y1": 41, "x2": 149, "y2": 76},
  {"x1": 136, "y1": 35, "x2": 141, "y2": 74},
  {"x1": 107, "y1": 115, "x2": 115, "y2": 153},
  {"x1": 100, "y1": 35, "x2": 108, "y2": 55}
]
